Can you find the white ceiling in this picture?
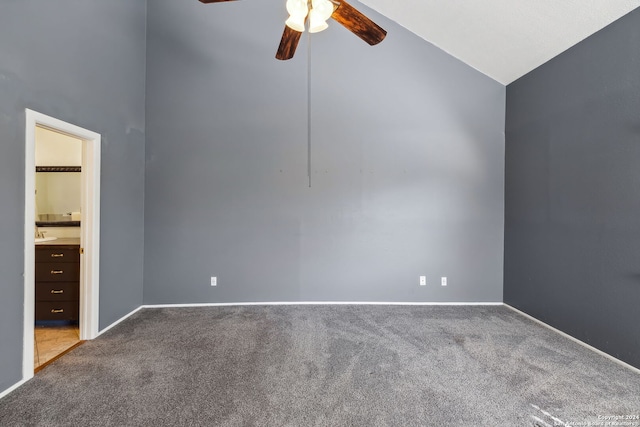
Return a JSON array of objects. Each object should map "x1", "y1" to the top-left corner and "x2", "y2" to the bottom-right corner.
[{"x1": 359, "y1": 0, "x2": 640, "y2": 84}]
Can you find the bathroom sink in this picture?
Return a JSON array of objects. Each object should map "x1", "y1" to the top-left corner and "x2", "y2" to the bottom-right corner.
[{"x1": 35, "y1": 237, "x2": 58, "y2": 243}]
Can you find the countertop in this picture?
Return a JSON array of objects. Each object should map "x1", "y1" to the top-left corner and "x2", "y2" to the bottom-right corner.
[{"x1": 35, "y1": 237, "x2": 80, "y2": 246}]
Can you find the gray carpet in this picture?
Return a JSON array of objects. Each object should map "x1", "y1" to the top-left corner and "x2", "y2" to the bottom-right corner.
[{"x1": 1, "y1": 305, "x2": 639, "y2": 426}]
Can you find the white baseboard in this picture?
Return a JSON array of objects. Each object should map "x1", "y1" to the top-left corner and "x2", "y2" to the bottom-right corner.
[
  {"x1": 96, "y1": 305, "x2": 145, "y2": 338},
  {"x1": 142, "y1": 301, "x2": 504, "y2": 308},
  {"x1": 505, "y1": 304, "x2": 640, "y2": 375},
  {"x1": 0, "y1": 378, "x2": 29, "y2": 401}
]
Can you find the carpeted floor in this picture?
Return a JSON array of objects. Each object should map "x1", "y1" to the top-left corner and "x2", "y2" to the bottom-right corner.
[{"x1": 1, "y1": 305, "x2": 639, "y2": 426}]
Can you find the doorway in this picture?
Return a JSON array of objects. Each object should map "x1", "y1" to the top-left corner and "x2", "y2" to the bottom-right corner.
[
  {"x1": 23, "y1": 109, "x2": 101, "y2": 380},
  {"x1": 34, "y1": 127, "x2": 83, "y2": 370}
]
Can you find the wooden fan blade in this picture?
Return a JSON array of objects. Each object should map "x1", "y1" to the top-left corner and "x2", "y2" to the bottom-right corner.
[
  {"x1": 276, "y1": 26, "x2": 302, "y2": 60},
  {"x1": 199, "y1": 0, "x2": 236, "y2": 3},
  {"x1": 331, "y1": 0, "x2": 386, "y2": 46}
]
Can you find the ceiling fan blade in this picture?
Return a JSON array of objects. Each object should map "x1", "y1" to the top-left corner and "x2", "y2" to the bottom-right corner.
[
  {"x1": 331, "y1": 0, "x2": 386, "y2": 46},
  {"x1": 199, "y1": 0, "x2": 237, "y2": 3},
  {"x1": 276, "y1": 26, "x2": 302, "y2": 60}
]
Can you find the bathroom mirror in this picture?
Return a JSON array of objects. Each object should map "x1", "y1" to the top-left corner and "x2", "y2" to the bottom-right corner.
[{"x1": 35, "y1": 167, "x2": 81, "y2": 223}]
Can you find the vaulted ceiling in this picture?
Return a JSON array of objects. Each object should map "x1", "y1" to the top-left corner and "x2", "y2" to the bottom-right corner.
[{"x1": 359, "y1": 0, "x2": 640, "y2": 84}]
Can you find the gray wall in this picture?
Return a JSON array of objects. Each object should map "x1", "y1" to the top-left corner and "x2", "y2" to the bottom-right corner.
[
  {"x1": 505, "y1": 9, "x2": 640, "y2": 368},
  {"x1": 0, "y1": 0, "x2": 146, "y2": 392},
  {"x1": 144, "y1": 0, "x2": 505, "y2": 303}
]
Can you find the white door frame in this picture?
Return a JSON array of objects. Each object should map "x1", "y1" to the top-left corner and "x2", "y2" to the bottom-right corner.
[{"x1": 23, "y1": 109, "x2": 101, "y2": 380}]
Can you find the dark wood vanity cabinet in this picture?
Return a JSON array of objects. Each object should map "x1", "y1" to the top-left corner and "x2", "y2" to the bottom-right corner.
[{"x1": 35, "y1": 245, "x2": 80, "y2": 322}]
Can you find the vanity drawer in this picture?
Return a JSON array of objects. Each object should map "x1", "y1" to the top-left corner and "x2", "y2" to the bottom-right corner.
[
  {"x1": 35, "y1": 301, "x2": 79, "y2": 321},
  {"x1": 35, "y1": 282, "x2": 79, "y2": 302},
  {"x1": 35, "y1": 247, "x2": 79, "y2": 263},
  {"x1": 35, "y1": 262, "x2": 80, "y2": 282}
]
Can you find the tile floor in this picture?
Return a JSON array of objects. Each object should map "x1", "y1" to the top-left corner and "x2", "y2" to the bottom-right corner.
[{"x1": 34, "y1": 324, "x2": 80, "y2": 369}]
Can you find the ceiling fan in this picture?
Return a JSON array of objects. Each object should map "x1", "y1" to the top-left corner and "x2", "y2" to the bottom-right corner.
[{"x1": 199, "y1": 0, "x2": 387, "y2": 60}]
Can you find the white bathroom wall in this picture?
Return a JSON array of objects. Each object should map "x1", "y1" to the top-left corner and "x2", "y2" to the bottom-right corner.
[{"x1": 35, "y1": 126, "x2": 82, "y2": 166}]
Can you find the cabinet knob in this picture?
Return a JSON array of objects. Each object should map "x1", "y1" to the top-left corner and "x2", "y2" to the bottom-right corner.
[
  {"x1": 50, "y1": 270, "x2": 64, "y2": 275},
  {"x1": 51, "y1": 253, "x2": 64, "y2": 258},
  {"x1": 50, "y1": 309, "x2": 64, "y2": 313},
  {"x1": 51, "y1": 290, "x2": 64, "y2": 294}
]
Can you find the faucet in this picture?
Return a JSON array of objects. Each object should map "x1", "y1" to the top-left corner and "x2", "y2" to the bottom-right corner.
[{"x1": 34, "y1": 225, "x2": 45, "y2": 239}]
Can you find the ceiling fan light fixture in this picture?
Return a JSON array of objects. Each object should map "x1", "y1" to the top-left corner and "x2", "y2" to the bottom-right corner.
[
  {"x1": 199, "y1": 0, "x2": 387, "y2": 61},
  {"x1": 285, "y1": 0, "x2": 308, "y2": 32}
]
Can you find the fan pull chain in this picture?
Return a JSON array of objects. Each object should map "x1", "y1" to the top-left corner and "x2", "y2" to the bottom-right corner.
[{"x1": 307, "y1": 30, "x2": 312, "y2": 188}]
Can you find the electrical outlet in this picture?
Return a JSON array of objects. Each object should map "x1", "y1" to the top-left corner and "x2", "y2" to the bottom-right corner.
[
  {"x1": 211, "y1": 276, "x2": 217, "y2": 286},
  {"x1": 419, "y1": 276, "x2": 426, "y2": 286},
  {"x1": 441, "y1": 277, "x2": 447, "y2": 286}
]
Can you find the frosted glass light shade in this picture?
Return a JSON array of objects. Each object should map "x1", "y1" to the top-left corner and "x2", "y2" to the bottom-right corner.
[
  {"x1": 286, "y1": 15, "x2": 306, "y2": 32},
  {"x1": 312, "y1": 0, "x2": 334, "y2": 20},
  {"x1": 308, "y1": 10, "x2": 328, "y2": 33},
  {"x1": 286, "y1": 0, "x2": 308, "y2": 16},
  {"x1": 308, "y1": 0, "x2": 333, "y2": 33},
  {"x1": 285, "y1": 0, "x2": 309, "y2": 32}
]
